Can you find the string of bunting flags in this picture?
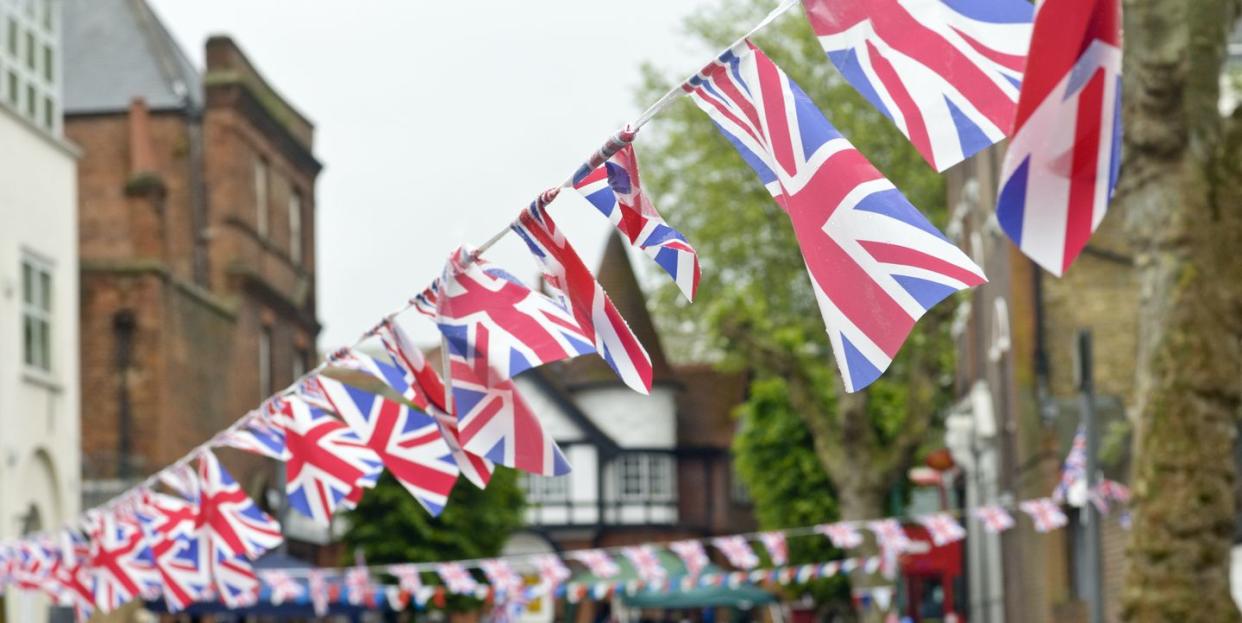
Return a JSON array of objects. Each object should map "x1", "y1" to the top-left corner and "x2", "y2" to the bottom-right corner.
[{"x1": 0, "y1": 0, "x2": 1123, "y2": 619}]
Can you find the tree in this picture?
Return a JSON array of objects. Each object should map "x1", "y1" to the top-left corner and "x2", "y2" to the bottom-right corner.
[
  {"x1": 343, "y1": 469, "x2": 525, "y2": 605},
  {"x1": 1120, "y1": 0, "x2": 1242, "y2": 620},
  {"x1": 638, "y1": 0, "x2": 956, "y2": 524}
]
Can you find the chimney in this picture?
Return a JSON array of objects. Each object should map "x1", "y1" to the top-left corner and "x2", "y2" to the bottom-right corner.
[{"x1": 124, "y1": 97, "x2": 166, "y2": 196}]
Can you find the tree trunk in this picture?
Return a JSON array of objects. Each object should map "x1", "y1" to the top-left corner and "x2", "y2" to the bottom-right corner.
[{"x1": 1121, "y1": 0, "x2": 1242, "y2": 620}]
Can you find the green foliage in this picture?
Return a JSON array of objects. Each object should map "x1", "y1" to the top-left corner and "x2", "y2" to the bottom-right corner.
[
  {"x1": 636, "y1": 1, "x2": 960, "y2": 606},
  {"x1": 342, "y1": 469, "x2": 525, "y2": 609}
]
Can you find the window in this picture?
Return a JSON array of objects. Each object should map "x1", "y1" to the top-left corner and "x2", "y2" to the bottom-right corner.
[
  {"x1": 254, "y1": 156, "x2": 269, "y2": 237},
  {"x1": 615, "y1": 453, "x2": 675, "y2": 501},
  {"x1": 7, "y1": 17, "x2": 16, "y2": 56},
  {"x1": 521, "y1": 473, "x2": 569, "y2": 503},
  {"x1": 258, "y1": 327, "x2": 272, "y2": 399},
  {"x1": 25, "y1": 81, "x2": 34, "y2": 117},
  {"x1": 41, "y1": 93, "x2": 50, "y2": 130},
  {"x1": 41, "y1": 0, "x2": 51, "y2": 31},
  {"x1": 288, "y1": 190, "x2": 302, "y2": 264},
  {"x1": 22, "y1": 255, "x2": 52, "y2": 372},
  {"x1": 24, "y1": 28, "x2": 33, "y2": 70},
  {"x1": 41, "y1": 42, "x2": 49, "y2": 82},
  {"x1": 292, "y1": 347, "x2": 307, "y2": 380},
  {"x1": 6, "y1": 70, "x2": 17, "y2": 106}
]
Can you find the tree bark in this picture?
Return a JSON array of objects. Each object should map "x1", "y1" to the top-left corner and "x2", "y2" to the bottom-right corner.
[{"x1": 1121, "y1": 0, "x2": 1242, "y2": 620}]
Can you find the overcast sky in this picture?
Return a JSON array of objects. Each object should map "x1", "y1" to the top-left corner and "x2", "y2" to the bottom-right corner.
[{"x1": 147, "y1": 0, "x2": 718, "y2": 349}]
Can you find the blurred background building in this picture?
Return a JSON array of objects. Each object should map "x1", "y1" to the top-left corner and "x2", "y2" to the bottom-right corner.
[
  {"x1": 62, "y1": 0, "x2": 322, "y2": 538},
  {"x1": 0, "y1": 0, "x2": 81, "y2": 620}
]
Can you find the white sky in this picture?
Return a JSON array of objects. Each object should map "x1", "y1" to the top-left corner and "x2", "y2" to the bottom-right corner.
[{"x1": 147, "y1": 0, "x2": 717, "y2": 349}]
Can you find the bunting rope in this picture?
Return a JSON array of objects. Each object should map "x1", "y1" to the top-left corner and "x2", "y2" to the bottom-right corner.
[{"x1": 72, "y1": 0, "x2": 799, "y2": 532}]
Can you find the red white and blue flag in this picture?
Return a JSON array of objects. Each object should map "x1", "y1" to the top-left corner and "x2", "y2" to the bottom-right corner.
[
  {"x1": 55, "y1": 530, "x2": 95, "y2": 621},
  {"x1": 136, "y1": 490, "x2": 207, "y2": 611},
  {"x1": 436, "y1": 246, "x2": 594, "y2": 382},
  {"x1": 712, "y1": 536, "x2": 759, "y2": 570},
  {"x1": 758, "y1": 531, "x2": 788, "y2": 566},
  {"x1": 278, "y1": 394, "x2": 383, "y2": 524},
  {"x1": 373, "y1": 318, "x2": 495, "y2": 489},
  {"x1": 214, "y1": 410, "x2": 289, "y2": 461},
  {"x1": 1020, "y1": 498, "x2": 1070, "y2": 533},
  {"x1": 1053, "y1": 424, "x2": 1088, "y2": 503},
  {"x1": 915, "y1": 513, "x2": 967, "y2": 547},
  {"x1": 996, "y1": 0, "x2": 1122, "y2": 276},
  {"x1": 803, "y1": 0, "x2": 1033, "y2": 171},
  {"x1": 669, "y1": 540, "x2": 709, "y2": 580},
  {"x1": 973, "y1": 505, "x2": 1015, "y2": 534},
  {"x1": 87, "y1": 511, "x2": 159, "y2": 611},
  {"x1": 512, "y1": 198, "x2": 654, "y2": 394},
  {"x1": 436, "y1": 562, "x2": 479, "y2": 595},
  {"x1": 684, "y1": 42, "x2": 986, "y2": 392},
  {"x1": 531, "y1": 554, "x2": 571, "y2": 591},
  {"x1": 195, "y1": 452, "x2": 281, "y2": 608},
  {"x1": 570, "y1": 141, "x2": 701, "y2": 301},
  {"x1": 317, "y1": 351, "x2": 460, "y2": 516},
  {"x1": 259, "y1": 569, "x2": 303, "y2": 605},
  {"x1": 621, "y1": 545, "x2": 667, "y2": 585}
]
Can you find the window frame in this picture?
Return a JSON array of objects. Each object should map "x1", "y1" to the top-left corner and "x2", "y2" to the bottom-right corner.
[
  {"x1": 254, "y1": 155, "x2": 270, "y2": 237},
  {"x1": 21, "y1": 252, "x2": 53, "y2": 373},
  {"x1": 288, "y1": 189, "x2": 302, "y2": 265},
  {"x1": 258, "y1": 326, "x2": 272, "y2": 399},
  {"x1": 615, "y1": 452, "x2": 676, "y2": 502}
]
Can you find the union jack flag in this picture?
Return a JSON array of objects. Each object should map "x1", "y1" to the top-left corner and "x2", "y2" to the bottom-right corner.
[
  {"x1": 436, "y1": 246, "x2": 594, "y2": 382},
  {"x1": 996, "y1": 0, "x2": 1122, "y2": 276},
  {"x1": 621, "y1": 545, "x2": 666, "y2": 585},
  {"x1": 758, "y1": 532, "x2": 788, "y2": 566},
  {"x1": 568, "y1": 550, "x2": 619, "y2": 578},
  {"x1": 345, "y1": 563, "x2": 373, "y2": 606},
  {"x1": 867, "y1": 519, "x2": 911, "y2": 552},
  {"x1": 11, "y1": 538, "x2": 55, "y2": 593},
  {"x1": 55, "y1": 530, "x2": 95, "y2": 621},
  {"x1": 259, "y1": 570, "x2": 303, "y2": 605},
  {"x1": 317, "y1": 352, "x2": 460, "y2": 516},
  {"x1": 374, "y1": 319, "x2": 496, "y2": 489},
  {"x1": 512, "y1": 199, "x2": 654, "y2": 394},
  {"x1": 684, "y1": 42, "x2": 986, "y2": 392},
  {"x1": 194, "y1": 452, "x2": 280, "y2": 607},
  {"x1": 816, "y1": 521, "x2": 863, "y2": 549},
  {"x1": 88, "y1": 511, "x2": 159, "y2": 611},
  {"x1": 915, "y1": 513, "x2": 967, "y2": 547},
  {"x1": 480, "y1": 558, "x2": 523, "y2": 597},
  {"x1": 803, "y1": 0, "x2": 1033, "y2": 171},
  {"x1": 1053, "y1": 424, "x2": 1087, "y2": 503},
  {"x1": 711, "y1": 536, "x2": 759, "y2": 570},
  {"x1": 668, "y1": 540, "x2": 709, "y2": 580},
  {"x1": 1020, "y1": 498, "x2": 1069, "y2": 533},
  {"x1": 388, "y1": 563, "x2": 423, "y2": 594},
  {"x1": 973, "y1": 505, "x2": 1015, "y2": 534},
  {"x1": 214, "y1": 410, "x2": 288, "y2": 460},
  {"x1": 308, "y1": 569, "x2": 330, "y2": 616},
  {"x1": 530, "y1": 554, "x2": 570, "y2": 590},
  {"x1": 277, "y1": 394, "x2": 383, "y2": 524},
  {"x1": 436, "y1": 562, "x2": 479, "y2": 595},
  {"x1": 448, "y1": 329, "x2": 570, "y2": 476},
  {"x1": 136, "y1": 490, "x2": 207, "y2": 611},
  {"x1": 159, "y1": 463, "x2": 199, "y2": 499},
  {"x1": 570, "y1": 136, "x2": 701, "y2": 301}
]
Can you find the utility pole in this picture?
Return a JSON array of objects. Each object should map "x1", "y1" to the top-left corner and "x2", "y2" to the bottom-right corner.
[{"x1": 1076, "y1": 329, "x2": 1104, "y2": 623}]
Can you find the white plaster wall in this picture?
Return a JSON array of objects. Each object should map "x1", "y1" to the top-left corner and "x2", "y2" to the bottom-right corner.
[
  {"x1": 514, "y1": 376, "x2": 585, "y2": 442},
  {"x1": 572, "y1": 385, "x2": 676, "y2": 449},
  {"x1": 0, "y1": 106, "x2": 80, "y2": 620}
]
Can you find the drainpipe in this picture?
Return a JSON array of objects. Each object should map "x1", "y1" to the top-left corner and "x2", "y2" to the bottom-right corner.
[{"x1": 183, "y1": 92, "x2": 210, "y2": 287}]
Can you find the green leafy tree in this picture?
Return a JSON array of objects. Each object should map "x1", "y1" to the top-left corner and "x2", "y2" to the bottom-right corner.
[
  {"x1": 638, "y1": 0, "x2": 956, "y2": 527},
  {"x1": 343, "y1": 469, "x2": 525, "y2": 609}
]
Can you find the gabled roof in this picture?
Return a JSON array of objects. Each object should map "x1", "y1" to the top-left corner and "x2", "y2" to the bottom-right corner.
[
  {"x1": 557, "y1": 232, "x2": 677, "y2": 389},
  {"x1": 62, "y1": 0, "x2": 203, "y2": 114}
]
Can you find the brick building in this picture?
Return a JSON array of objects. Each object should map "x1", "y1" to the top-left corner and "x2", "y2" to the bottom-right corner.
[
  {"x1": 62, "y1": 0, "x2": 321, "y2": 507},
  {"x1": 943, "y1": 146, "x2": 1134, "y2": 623}
]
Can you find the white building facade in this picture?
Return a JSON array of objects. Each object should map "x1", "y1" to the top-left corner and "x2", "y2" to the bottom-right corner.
[{"x1": 0, "y1": 0, "x2": 80, "y2": 620}]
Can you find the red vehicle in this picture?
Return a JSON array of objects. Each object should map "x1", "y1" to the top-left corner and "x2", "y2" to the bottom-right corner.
[{"x1": 894, "y1": 463, "x2": 966, "y2": 623}]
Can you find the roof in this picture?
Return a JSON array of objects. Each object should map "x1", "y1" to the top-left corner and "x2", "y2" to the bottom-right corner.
[
  {"x1": 556, "y1": 233, "x2": 677, "y2": 388},
  {"x1": 675, "y1": 363, "x2": 747, "y2": 448},
  {"x1": 62, "y1": 0, "x2": 203, "y2": 114}
]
